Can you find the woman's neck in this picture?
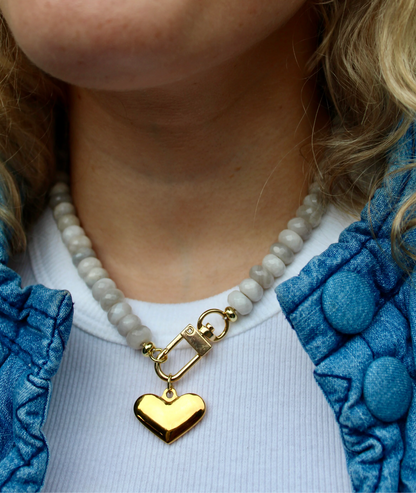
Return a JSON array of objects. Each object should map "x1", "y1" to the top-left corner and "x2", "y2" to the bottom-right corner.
[{"x1": 69, "y1": 9, "x2": 328, "y2": 303}]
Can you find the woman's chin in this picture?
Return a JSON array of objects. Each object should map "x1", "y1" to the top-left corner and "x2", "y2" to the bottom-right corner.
[
  {"x1": 0, "y1": 0, "x2": 193, "y2": 89},
  {"x1": 0, "y1": 0, "x2": 308, "y2": 91}
]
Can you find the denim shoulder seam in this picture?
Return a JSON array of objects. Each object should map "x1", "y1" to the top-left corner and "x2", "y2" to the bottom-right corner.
[
  {"x1": 0, "y1": 333, "x2": 39, "y2": 370},
  {"x1": 2, "y1": 441, "x2": 47, "y2": 487},
  {"x1": 41, "y1": 297, "x2": 72, "y2": 373},
  {"x1": 313, "y1": 371, "x2": 352, "y2": 421}
]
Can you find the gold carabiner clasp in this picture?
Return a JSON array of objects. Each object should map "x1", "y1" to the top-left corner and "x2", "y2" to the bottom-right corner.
[
  {"x1": 197, "y1": 307, "x2": 236, "y2": 342},
  {"x1": 154, "y1": 324, "x2": 212, "y2": 382},
  {"x1": 154, "y1": 307, "x2": 237, "y2": 383}
]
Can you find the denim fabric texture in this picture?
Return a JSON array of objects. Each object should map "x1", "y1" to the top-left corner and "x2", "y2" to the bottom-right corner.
[
  {"x1": 0, "y1": 251, "x2": 73, "y2": 492},
  {"x1": 322, "y1": 271, "x2": 376, "y2": 334},
  {"x1": 363, "y1": 357, "x2": 413, "y2": 422},
  {"x1": 275, "y1": 124, "x2": 416, "y2": 492}
]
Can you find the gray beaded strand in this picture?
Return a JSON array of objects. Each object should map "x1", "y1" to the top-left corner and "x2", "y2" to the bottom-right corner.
[
  {"x1": 226, "y1": 182, "x2": 325, "y2": 316},
  {"x1": 50, "y1": 177, "x2": 325, "y2": 347},
  {"x1": 50, "y1": 180, "x2": 153, "y2": 350}
]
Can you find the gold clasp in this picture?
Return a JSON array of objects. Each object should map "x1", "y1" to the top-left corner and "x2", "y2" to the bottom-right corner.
[
  {"x1": 142, "y1": 343, "x2": 169, "y2": 363},
  {"x1": 154, "y1": 307, "x2": 237, "y2": 383}
]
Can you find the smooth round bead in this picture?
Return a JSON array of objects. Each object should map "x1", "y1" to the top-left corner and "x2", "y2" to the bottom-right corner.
[
  {"x1": 322, "y1": 272, "x2": 376, "y2": 334},
  {"x1": 92, "y1": 278, "x2": 117, "y2": 301},
  {"x1": 309, "y1": 210, "x2": 322, "y2": 228},
  {"x1": 72, "y1": 247, "x2": 96, "y2": 267},
  {"x1": 100, "y1": 288, "x2": 125, "y2": 312},
  {"x1": 308, "y1": 182, "x2": 320, "y2": 194},
  {"x1": 62, "y1": 225, "x2": 85, "y2": 245},
  {"x1": 58, "y1": 214, "x2": 80, "y2": 232},
  {"x1": 49, "y1": 193, "x2": 73, "y2": 210},
  {"x1": 303, "y1": 193, "x2": 319, "y2": 209},
  {"x1": 227, "y1": 290, "x2": 253, "y2": 316},
  {"x1": 77, "y1": 257, "x2": 102, "y2": 278},
  {"x1": 249, "y1": 265, "x2": 274, "y2": 289},
  {"x1": 68, "y1": 235, "x2": 93, "y2": 254},
  {"x1": 53, "y1": 202, "x2": 75, "y2": 221},
  {"x1": 239, "y1": 278, "x2": 263, "y2": 303},
  {"x1": 278, "y1": 229, "x2": 303, "y2": 253},
  {"x1": 126, "y1": 326, "x2": 153, "y2": 349},
  {"x1": 117, "y1": 314, "x2": 142, "y2": 337},
  {"x1": 108, "y1": 302, "x2": 132, "y2": 325},
  {"x1": 262, "y1": 254, "x2": 285, "y2": 278},
  {"x1": 296, "y1": 205, "x2": 322, "y2": 228},
  {"x1": 364, "y1": 357, "x2": 413, "y2": 422},
  {"x1": 84, "y1": 267, "x2": 109, "y2": 288},
  {"x1": 287, "y1": 217, "x2": 312, "y2": 240},
  {"x1": 269, "y1": 242, "x2": 295, "y2": 265},
  {"x1": 50, "y1": 182, "x2": 70, "y2": 195}
]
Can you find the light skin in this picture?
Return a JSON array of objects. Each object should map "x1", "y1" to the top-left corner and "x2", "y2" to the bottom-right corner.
[{"x1": 1, "y1": 0, "x2": 328, "y2": 302}]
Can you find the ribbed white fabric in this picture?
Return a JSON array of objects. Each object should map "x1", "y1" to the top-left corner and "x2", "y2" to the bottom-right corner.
[{"x1": 10, "y1": 205, "x2": 355, "y2": 493}]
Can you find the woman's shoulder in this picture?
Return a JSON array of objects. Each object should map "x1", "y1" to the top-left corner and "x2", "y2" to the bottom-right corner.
[
  {"x1": 276, "y1": 124, "x2": 416, "y2": 492},
  {"x1": 0, "y1": 254, "x2": 72, "y2": 491}
]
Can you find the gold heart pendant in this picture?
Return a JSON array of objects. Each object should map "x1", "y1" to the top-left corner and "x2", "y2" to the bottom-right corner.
[{"x1": 134, "y1": 388, "x2": 206, "y2": 444}]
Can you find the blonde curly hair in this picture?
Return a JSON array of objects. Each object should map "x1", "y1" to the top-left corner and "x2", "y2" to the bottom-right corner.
[{"x1": 0, "y1": 0, "x2": 415, "y2": 266}]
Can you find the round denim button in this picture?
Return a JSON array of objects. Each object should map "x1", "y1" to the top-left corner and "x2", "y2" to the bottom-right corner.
[
  {"x1": 322, "y1": 272, "x2": 375, "y2": 334},
  {"x1": 363, "y1": 357, "x2": 413, "y2": 422}
]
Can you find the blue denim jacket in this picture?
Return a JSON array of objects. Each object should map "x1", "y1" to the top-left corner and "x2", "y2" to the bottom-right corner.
[{"x1": 0, "y1": 126, "x2": 416, "y2": 492}]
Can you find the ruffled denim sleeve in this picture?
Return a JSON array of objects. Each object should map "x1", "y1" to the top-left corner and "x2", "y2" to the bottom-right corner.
[
  {"x1": 276, "y1": 125, "x2": 416, "y2": 492},
  {"x1": 0, "y1": 244, "x2": 73, "y2": 492}
]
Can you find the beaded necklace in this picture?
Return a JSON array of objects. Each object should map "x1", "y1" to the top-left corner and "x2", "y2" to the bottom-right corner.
[{"x1": 49, "y1": 176, "x2": 324, "y2": 443}]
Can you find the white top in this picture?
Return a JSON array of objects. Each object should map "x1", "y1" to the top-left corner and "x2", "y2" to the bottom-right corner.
[{"x1": 10, "y1": 206, "x2": 354, "y2": 493}]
